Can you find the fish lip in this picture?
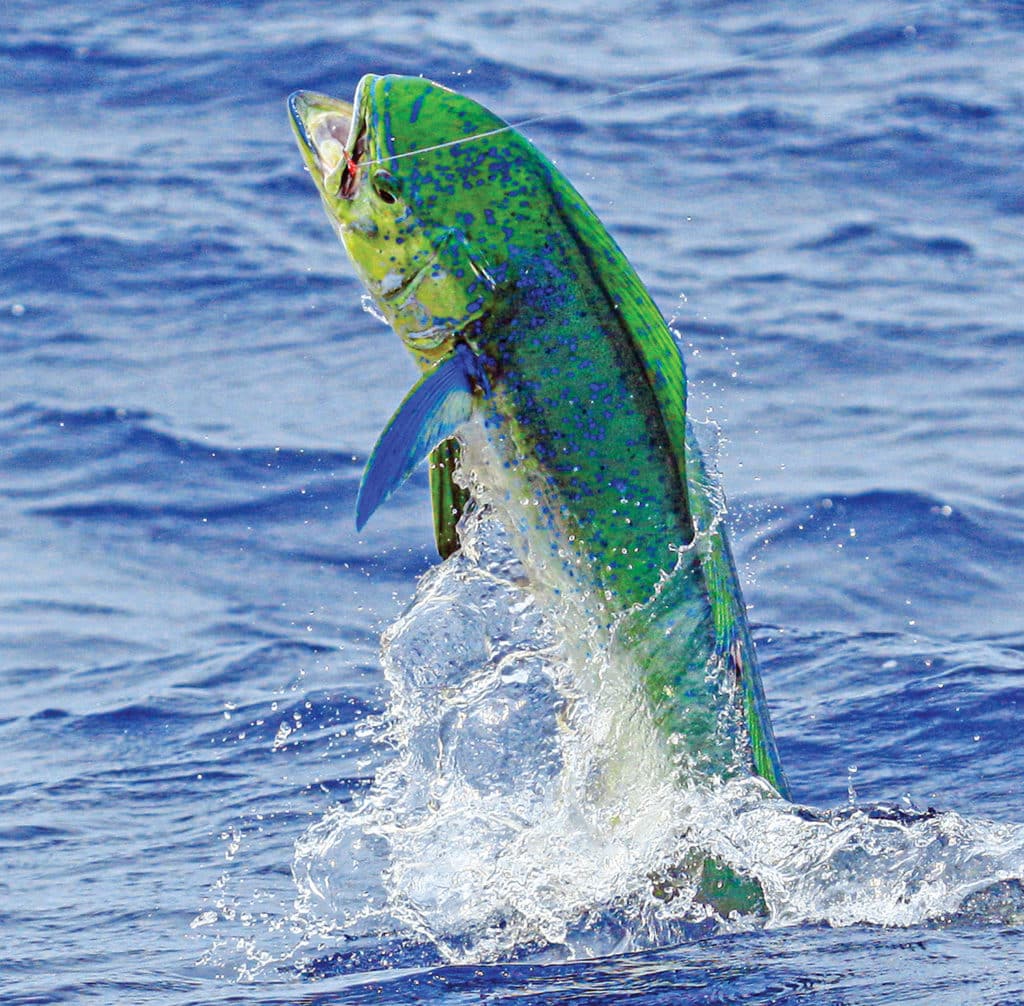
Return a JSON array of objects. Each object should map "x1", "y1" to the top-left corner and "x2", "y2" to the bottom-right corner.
[
  {"x1": 287, "y1": 88, "x2": 359, "y2": 194},
  {"x1": 287, "y1": 91, "x2": 317, "y2": 154}
]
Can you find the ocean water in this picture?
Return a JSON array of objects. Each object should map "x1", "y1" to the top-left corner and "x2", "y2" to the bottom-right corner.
[{"x1": 3, "y1": 1, "x2": 1024, "y2": 1002}]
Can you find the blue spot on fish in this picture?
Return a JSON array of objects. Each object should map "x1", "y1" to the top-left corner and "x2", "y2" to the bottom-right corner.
[{"x1": 409, "y1": 92, "x2": 426, "y2": 124}]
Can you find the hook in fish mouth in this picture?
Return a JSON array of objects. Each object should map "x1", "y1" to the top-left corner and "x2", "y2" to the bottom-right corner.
[{"x1": 287, "y1": 89, "x2": 363, "y2": 198}]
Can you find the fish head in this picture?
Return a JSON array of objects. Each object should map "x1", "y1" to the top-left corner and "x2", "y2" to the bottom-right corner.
[
  {"x1": 289, "y1": 75, "x2": 532, "y2": 366},
  {"x1": 288, "y1": 86, "x2": 396, "y2": 290}
]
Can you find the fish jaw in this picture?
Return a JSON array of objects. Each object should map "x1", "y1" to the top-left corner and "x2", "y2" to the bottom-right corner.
[
  {"x1": 288, "y1": 83, "x2": 396, "y2": 316},
  {"x1": 289, "y1": 77, "x2": 503, "y2": 362},
  {"x1": 287, "y1": 89, "x2": 357, "y2": 209}
]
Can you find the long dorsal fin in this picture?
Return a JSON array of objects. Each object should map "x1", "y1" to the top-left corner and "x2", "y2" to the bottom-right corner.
[
  {"x1": 544, "y1": 166, "x2": 789, "y2": 797},
  {"x1": 546, "y1": 170, "x2": 691, "y2": 521}
]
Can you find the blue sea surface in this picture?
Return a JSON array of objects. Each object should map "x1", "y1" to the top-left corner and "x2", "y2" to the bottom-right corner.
[{"x1": 2, "y1": 1, "x2": 1023, "y2": 1002}]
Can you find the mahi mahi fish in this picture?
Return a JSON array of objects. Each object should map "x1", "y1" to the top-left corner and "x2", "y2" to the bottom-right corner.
[{"x1": 288, "y1": 75, "x2": 789, "y2": 905}]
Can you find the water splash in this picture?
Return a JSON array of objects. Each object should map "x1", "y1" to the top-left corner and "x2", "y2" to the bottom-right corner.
[
  {"x1": 290, "y1": 495, "x2": 1024, "y2": 964},
  {"x1": 293, "y1": 505, "x2": 691, "y2": 959}
]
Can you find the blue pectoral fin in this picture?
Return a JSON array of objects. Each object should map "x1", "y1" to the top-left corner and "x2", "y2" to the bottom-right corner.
[{"x1": 356, "y1": 345, "x2": 481, "y2": 531}]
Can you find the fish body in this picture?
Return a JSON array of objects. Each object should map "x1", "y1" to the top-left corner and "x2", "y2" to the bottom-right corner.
[{"x1": 288, "y1": 75, "x2": 788, "y2": 810}]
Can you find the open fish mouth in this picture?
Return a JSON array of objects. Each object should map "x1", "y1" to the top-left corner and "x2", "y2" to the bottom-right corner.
[{"x1": 288, "y1": 90, "x2": 364, "y2": 199}]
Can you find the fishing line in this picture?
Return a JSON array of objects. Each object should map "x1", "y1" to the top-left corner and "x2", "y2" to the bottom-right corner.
[{"x1": 361, "y1": 4, "x2": 932, "y2": 168}]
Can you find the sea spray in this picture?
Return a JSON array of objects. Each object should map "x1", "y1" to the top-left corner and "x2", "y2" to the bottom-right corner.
[
  {"x1": 292, "y1": 488, "x2": 1024, "y2": 961},
  {"x1": 293, "y1": 500, "x2": 709, "y2": 960}
]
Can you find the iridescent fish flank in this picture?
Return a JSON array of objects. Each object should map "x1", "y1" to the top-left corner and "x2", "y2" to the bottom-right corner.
[{"x1": 289, "y1": 74, "x2": 789, "y2": 905}]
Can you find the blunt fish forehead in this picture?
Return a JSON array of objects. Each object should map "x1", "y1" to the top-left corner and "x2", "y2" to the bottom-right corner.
[
  {"x1": 291, "y1": 74, "x2": 517, "y2": 212},
  {"x1": 358, "y1": 74, "x2": 553, "y2": 247},
  {"x1": 358, "y1": 74, "x2": 511, "y2": 169}
]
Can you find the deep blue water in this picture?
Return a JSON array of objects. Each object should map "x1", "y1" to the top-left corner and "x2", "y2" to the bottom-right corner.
[{"x1": 3, "y1": 1, "x2": 1024, "y2": 1002}]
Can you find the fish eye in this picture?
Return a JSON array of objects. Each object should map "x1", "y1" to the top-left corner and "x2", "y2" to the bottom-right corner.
[{"x1": 372, "y1": 171, "x2": 401, "y2": 205}]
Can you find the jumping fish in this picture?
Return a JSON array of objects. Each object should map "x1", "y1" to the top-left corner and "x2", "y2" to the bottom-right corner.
[{"x1": 288, "y1": 75, "x2": 789, "y2": 911}]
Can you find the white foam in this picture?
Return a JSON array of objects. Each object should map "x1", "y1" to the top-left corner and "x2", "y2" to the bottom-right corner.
[{"x1": 292, "y1": 444, "x2": 1024, "y2": 963}]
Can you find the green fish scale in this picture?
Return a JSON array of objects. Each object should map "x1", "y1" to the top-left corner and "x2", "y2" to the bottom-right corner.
[
  {"x1": 485, "y1": 248, "x2": 692, "y2": 612},
  {"x1": 368, "y1": 79, "x2": 745, "y2": 768},
  {"x1": 297, "y1": 74, "x2": 788, "y2": 803}
]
